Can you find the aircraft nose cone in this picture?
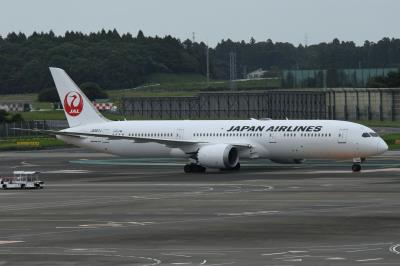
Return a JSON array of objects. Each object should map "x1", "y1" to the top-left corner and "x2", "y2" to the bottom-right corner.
[{"x1": 377, "y1": 138, "x2": 388, "y2": 154}]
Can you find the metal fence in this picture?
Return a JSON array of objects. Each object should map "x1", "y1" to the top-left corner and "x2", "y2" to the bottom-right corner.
[
  {"x1": 326, "y1": 88, "x2": 400, "y2": 121},
  {"x1": 1, "y1": 88, "x2": 398, "y2": 138},
  {"x1": 122, "y1": 91, "x2": 327, "y2": 120},
  {"x1": 0, "y1": 120, "x2": 68, "y2": 138},
  {"x1": 123, "y1": 88, "x2": 400, "y2": 121}
]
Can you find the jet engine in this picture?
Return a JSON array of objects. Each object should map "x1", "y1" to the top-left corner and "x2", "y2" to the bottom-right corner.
[
  {"x1": 270, "y1": 159, "x2": 306, "y2": 164},
  {"x1": 197, "y1": 144, "x2": 239, "y2": 169}
]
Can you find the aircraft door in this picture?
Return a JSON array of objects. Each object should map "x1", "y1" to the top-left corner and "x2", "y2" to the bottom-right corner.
[
  {"x1": 268, "y1": 132, "x2": 276, "y2": 143},
  {"x1": 176, "y1": 128, "x2": 184, "y2": 140},
  {"x1": 337, "y1": 129, "x2": 348, "y2": 144}
]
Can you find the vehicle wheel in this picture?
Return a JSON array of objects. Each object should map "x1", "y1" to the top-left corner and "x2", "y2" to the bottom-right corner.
[
  {"x1": 2, "y1": 184, "x2": 6, "y2": 190},
  {"x1": 21, "y1": 184, "x2": 25, "y2": 189},
  {"x1": 352, "y1": 163, "x2": 361, "y2": 172}
]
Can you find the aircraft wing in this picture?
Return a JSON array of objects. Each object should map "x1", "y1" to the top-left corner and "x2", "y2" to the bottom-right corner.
[{"x1": 12, "y1": 128, "x2": 251, "y2": 150}]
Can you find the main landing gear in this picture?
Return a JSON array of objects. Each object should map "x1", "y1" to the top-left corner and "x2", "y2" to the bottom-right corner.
[
  {"x1": 184, "y1": 164, "x2": 206, "y2": 173},
  {"x1": 183, "y1": 163, "x2": 241, "y2": 173},
  {"x1": 220, "y1": 163, "x2": 241, "y2": 171}
]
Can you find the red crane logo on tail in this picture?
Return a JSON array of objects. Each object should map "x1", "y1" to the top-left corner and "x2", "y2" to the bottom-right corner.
[{"x1": 64, "y1": 91, "x2": 83, "y2": 116}]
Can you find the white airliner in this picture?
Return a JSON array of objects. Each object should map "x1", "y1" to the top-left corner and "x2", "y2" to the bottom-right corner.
[{"x1": 21, "y1": 68, "x2": 388, "y2": 173}]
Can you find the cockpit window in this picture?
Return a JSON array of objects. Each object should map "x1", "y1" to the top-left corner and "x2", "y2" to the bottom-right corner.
[
  {"x1": 370, "y1": 132, "x2": 379, "y2": 137},
  {"x1": 362, "y1": 132, "x2": 370, "y2": 138}
]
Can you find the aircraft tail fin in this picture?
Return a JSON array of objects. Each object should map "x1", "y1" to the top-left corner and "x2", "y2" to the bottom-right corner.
[{"x1": 49, "y1": 67, "x2": 109, "y2": 128}]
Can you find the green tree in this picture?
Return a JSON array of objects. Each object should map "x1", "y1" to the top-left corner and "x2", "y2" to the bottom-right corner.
[
  {"x1": 80, "y1": 82, "x2": 108, "y2": 100},
  {"x1": 1, "y1": 30, "x2": 400, "y2": 94},
  {"x1": 10, "y1": 113, "x2": 23, "y2": 122},
  {"x1": 367, "y1": 71, "x2": 400, "y2": 88},
  {"x1": 0, "y1": 110, "x2": 8, "y2": 123},
  {"x1": 38, "y1": 87, "x2": 59, "y2": 102}
]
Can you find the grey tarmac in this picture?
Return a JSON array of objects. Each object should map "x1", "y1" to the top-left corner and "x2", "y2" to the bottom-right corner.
[{"x1": 0, "y1": 148, "x2": 399, "y2": 266}]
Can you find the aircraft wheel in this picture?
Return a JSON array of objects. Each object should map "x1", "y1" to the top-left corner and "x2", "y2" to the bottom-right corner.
[
  {"x1": 220, "y1": 163, "x2": 241, "y2": 171},
  {"x1": 184, "y1": 164, "x2": 192, "y2": 173},
  {"x1": 233, "y1": 163, "x2": 241, "y2": 171},
  {"x1": 352, "y1": 163, "x2": 361, "y2": 172},
  {"x1": 194, "y1": 165, "x2": 206, "y2": 173},
  {"x1": 184, "y1": 164, "x2": 206, "y2": 173}
]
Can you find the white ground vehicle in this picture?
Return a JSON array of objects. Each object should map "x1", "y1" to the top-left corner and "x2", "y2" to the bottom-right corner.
[{"x1": 1, "y1": 171, "x2": 44, "y2": 189}]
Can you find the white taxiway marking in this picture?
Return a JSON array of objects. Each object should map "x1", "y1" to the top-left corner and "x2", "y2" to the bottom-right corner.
[
  {"x1": 161, "y1": 253, "x2": 191, "y2": 258},
  {"x1": 326, "y1": 257, "x2": 346, "y2": 260},
  {"x1": 43, "y1": 170, "x2": 91, "y2": 174},
  {"x1": 283, "y1": 258, "x2": 302, "y2": 262},
  {"x1": 389, "y1": 244, "x2": 400, "y2": 255},
  {"x1": 356, "y1": 258, "x2": 383, "y2": 262},
  {"x1": 131, "y1": 196, "x2": 161, "y2": 200},
  {"x1": 56, "y1": 227, "x2": 96, "y2": 229},
  {"x1": 0, "y1": 241, "x2": 24, "y2": 245},
  {"x1": 21, "y1": 161, "x2": 38, "y2": 167},
  {"x1": 74, "y1": 221, "x2": 154, "y2": 229},
  {"x1": 288, "y1": 250, "x2": 308, "y2": 253},
  {"x1": 261, "y1": 252, "x2": 287, "y2": 256},
  {"x1": 310, "y1": 168, "x2": 400, "y2": 174},
  {"x1": 218, "y1": 210, "x2": 280, "y2": 216},
  {"x1": 203, "y1": 263, "x2": 235, "y2": 266},
  {"x1": 346, "y1": 248, "x2": 382, "y2": 253}
]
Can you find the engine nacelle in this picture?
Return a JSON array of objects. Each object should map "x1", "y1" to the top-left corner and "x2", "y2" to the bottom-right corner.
[
  {"x1": 197, "y1": 144, "x2": 239, "y2": 169},
  {"x1": 270, "y1": 159, "x2": 306, "y2": 164}
]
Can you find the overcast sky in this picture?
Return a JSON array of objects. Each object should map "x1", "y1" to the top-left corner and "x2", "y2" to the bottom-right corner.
[{"x1": 1, "y1": 0, "x2": 399, "y2": 47}]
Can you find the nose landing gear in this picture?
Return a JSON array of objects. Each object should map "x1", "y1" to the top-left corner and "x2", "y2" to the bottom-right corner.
[
  {"x1": 352, "y1": 163, "x2": 362, "y2": 172},
  {"x1": 351, "y1": 158, "x2": 363, "y2": 172}
]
